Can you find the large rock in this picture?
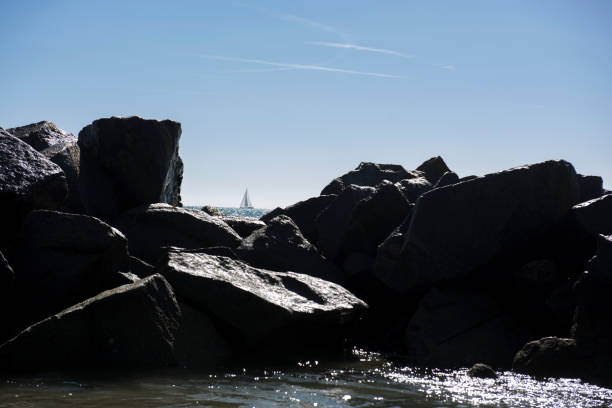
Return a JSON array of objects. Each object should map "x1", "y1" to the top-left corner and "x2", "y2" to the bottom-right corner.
[
  {"x1": 0, "y1": 275, "x2": 181, "y2": 371},
  {"x1": 220, "y1": 215, "x2": 265, "y2": 238},
  {"x1": 404, "y1": 287, "x2": 530, "y2": 368},
  {"x1": 12, "y1": 210, "x2": 130, "y2": 329},
  {"x1": 0, "y1": 133, "x2": 67, "y2": 247},
  {"x1": 315, "y1": 185, "x2": 375, "y2": 262},
  {"x1": 512, "y1": 337, "x2": 584, "y2": 378},
  {"x1": 433, "y1": 171, "x2": 460, "y2": 189},
  {"x1": 571, "y1": 194, "x2": 612, "y2": 236},
  {"x1": 7, "y1": 121, "x2": 76, "y2": 151},
  {"x1": 237, "y1": 215, "x2": 342, "y2": 283},
  {"x1": 0, "y1": 251, "x2": 16, "y2": 343},
  {"x1": 415, "y1": 156, "x2": 451, "y2": 184},
  {"x1": 114, "y1": 203, "x2": 242, "y2": 265},
  {"x1": 41, "y1": 142, "x2": 81, "y2": 212},
  {"x1": 378, "y1": 160, "x2": 581, "y2": 293},
  {"x1": 78, "y1": 116, "x2": 183, "y2": 221},
  {"x1": 261, "y1": 195, "x2": 336, "y2": 245},
  {"x1": 321, "y1": 162, "x2": 415, "y2": 195},
  {"x1": 156, "y1": 248, "x2": 367, "y2": 351},
  {"x1": 577, "y1": 174, "x2": 604, "y2": 202}
]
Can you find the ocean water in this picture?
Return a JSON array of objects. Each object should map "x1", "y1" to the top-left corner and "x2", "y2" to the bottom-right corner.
[
  {"x1": 2, "y1": 350, "x2": 611, "y2": 407},
  {"x1": 185, "y1": 207, "x2": 270, "y2": 219}
]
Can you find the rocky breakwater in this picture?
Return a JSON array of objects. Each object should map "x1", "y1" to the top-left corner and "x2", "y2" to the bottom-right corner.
[{"x1": 0, "y1": 117, "x2": 367, "y2": 372}]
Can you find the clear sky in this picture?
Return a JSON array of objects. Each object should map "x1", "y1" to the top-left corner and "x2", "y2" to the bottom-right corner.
[{"x1": 1, "y1": 1, "x2": 610, "y2": 208}]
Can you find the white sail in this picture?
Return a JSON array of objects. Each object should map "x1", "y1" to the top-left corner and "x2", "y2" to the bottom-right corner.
[{"x1": 240, "y1": 188, "x2": 253, "y2": 208}]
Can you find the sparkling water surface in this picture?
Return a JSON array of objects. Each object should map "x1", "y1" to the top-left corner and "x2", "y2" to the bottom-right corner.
[
  {"x1": 185, "y1": 207, "x2": 270, "y2": 219},
  {"x1": 2, "y1": 350, "x2": 611, "y2": 408}
]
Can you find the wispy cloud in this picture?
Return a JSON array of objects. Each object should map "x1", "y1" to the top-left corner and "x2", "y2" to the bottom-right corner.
[
  {"x1": 308, "y1": 42, "x2": 415, "y2": 58},
  {"x1": 205, "y1": 55, "x2": 402, "y2": 78},
  {"x1": 434, "y1": 64, "x2": 456, "y2": 71}
]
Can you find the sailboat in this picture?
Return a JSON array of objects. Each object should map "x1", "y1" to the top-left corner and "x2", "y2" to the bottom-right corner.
[{"x1": 240, "y1": 188, "x2": 253, "y2": 208}]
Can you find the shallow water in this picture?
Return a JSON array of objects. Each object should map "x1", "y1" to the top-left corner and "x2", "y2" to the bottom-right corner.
[
  {"x1": 2, "y1": 351, "x2": 611, "y2": 408},
  {"x1": 185, "y1": 207, "x2": 269, "y2": 219}
]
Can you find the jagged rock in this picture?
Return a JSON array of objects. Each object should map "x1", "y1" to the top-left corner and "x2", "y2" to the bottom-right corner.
[
  {"x1": 220, "y1": 215, "x2": 265, "y2": 238},
  {"x1": 571, "y1": 194, "x2": 612, "y2": 236},
  {"x1": 0, "y1": 134, "x2": 67, "y2": 247},
  {"x1": 174, "y1": 302, "x2": 231, "y2": 367},
  {"x1": 0, "y1": 275, "x2": 181, "y2": 371},
  {"x1": 114, "y1": 203, "x2": 241, "y2": 265},
  {"x1": 320, "y1": 162, "x2": 415, "y2": 195},
  {"x1": 201, "y1": 205, "x2": 225, "y2": 216},
  {"x1": 459, "y1": 175, "x2": 479, "y2": 182},
  {"x1": 78, "y1": 116, "x2": 183, "y2": 221},
  {"x1": 512, "y1": 337, "x2": 583, "y2": 378},
  {"x1": 156, "y1": 248, "x2": 367, "y2": 351},
  {"x1": 0, "y1": 251, "x2": 16, "y2": 343},
  {"x1": 237, "y1": 215, "x2": 342, "y2": 283},
  {"x1": 341, "y1": 181, "x2": 411, "y2": 256},
  {"x1": 0, "y1": 127, "x2": 11, "y2": 137},
  {"x1": 577, "y1": 174, "x2": 604, "y2": 202},
  {"x1": 315, "y1": 185, "x2": 375, "y2": 262},
  {"x1": 12, "y1": 210, "x2": 130, "y2": 329},
  {"x1": 467, "y1": 363, "x2": 498, "y2": 379},
  {"x1": 7, "y1": 121, "x2": 76, "y2": 151},
  {"x1": 378, "y1": 160, "x2": 581, "y2": 294},
  {"x1": 404, "y1": 287, "x2": 530, "y2": 368},
  {"x1": 416, "y1": 156, "x2": 451, "y2": 184},
  {"x1": 261, "y1": 195, "x2": 336, "y2": 245},
  {"x1": 433, "y1": 171, "x2": 460, "y2": 188},
  {"x1": 374, "y1": 210, "x2": 414, "y2": 285},
  {"x1": 394, "y1": 177, "x2": 432, "y2": 202}
]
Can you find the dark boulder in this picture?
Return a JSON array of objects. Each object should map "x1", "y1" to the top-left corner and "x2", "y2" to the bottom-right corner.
[
  {"x1": 404, "y1": 287, "x2": 530, "y2": 368},
  {"x1": 374, "y1": 210, "x2": 414, "y2": 286},
  {"x1": 114, "y1": 203, "x2": 242, "y2": 265},
  {"x1": 571, "y1": 234, "x2": 612, "y2": 380},
  {"x1": 341, "y1": 181, "x2": 411, "y2": 256},
  {"x1": 0, "y1": 251, "x2": 16, "y2": 343},
  {"x1": 40, "y1": 141, "x2": 81, "y2": 212},
  {"x1": 174, "y1": 302, "x2": 232, "y2": 367},
  {"x1": 156, "y1": 248, "x2": 367, "y2": 352},
  {"x1": 571, "y1": 194, "x2": 612, "y2": 236},
  {"x1": 577, "y1": 174, "x2": 604, "y2": 202},
  {"x1": 394, "y1": 177, "x2": 432, "y2": 202},
  {"x1": 7, "y1": 121, "x2": 76, "y2": 151},
  {"x1": 415, "y1": 156, "x2": 451, "y2": 184},
  {"x1": 467, "y1": 363, "x2": 498, "y2": 379},
  {"x1": 220, "y1": 215, "x2": 265, "y2": 238},
  {"x1": 78, "y1": 116, "x2": 183, "y2": 221},
  {"x1": 12, "y1": 210, "x2": 130, "y2": 329},
  {"x1": 459, "y1": 175, "x2": 479, "y2": 182},
  {"x1": 201, "y1": 205, "x2": 225, "y2": 216},
  {"x1": 0, "y1": 275, "x2": 181, "y2": 371},
  {"x1": 237, "y1": 215, "x2": 342, "y2": 283},
  {"x1": 512, "y1": 337, "x2": 583, "y2": 378},
  {"x1": 433, "y1": 171, "x2": 460, "y2": 189},
  {"x1": 320, "y1": 162, "x2": 415, "y2": 195},
  {"x1": 315, "y1": 185, "x2": 375, "y2": 262},
  {"x1": 261, "y1": 195, "x2": 337, "y2": 245},
  {"x1": 378, "y1": 160, "x2": 581, "y2": 294},
  {"x1": 129, "y1": 255, "x2": 156, "y2": 278},
  {"x1": 0, "y1": 134, "x2": 67, "y2": 247}
]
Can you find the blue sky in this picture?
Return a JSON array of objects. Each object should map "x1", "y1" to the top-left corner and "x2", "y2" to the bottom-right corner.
[{"x1": 1, "y1": 0, "x2": 610, "y2": 207}]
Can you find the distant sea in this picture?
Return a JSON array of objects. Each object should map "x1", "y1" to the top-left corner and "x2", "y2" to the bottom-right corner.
[{"x1": 185, "y1": 206, "x2": 270, "y2": 219}]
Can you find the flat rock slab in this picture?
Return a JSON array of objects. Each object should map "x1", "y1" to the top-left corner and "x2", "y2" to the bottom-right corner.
[
  {"x1": 157, "y1": 248, "x2": 367, "y2": 347},
  {"x1": 115, "y1": 203, "x2": 242, "y2": 265},
  {"x1": 0, "y1": 275, "x2": 181, "y2": 371}
]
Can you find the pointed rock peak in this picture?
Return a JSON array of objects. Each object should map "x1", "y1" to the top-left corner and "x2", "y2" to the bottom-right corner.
[{"x1": 416, "y1": 156, "x2": 451, "y2": 184}]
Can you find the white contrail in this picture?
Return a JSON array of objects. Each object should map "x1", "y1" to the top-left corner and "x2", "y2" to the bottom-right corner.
[
  {"x1": 308, "y1": 41, "x2": 415, "y2": 58},
  {"x1": 205, "y1": 55, "x2": 402, "y2": 78}
]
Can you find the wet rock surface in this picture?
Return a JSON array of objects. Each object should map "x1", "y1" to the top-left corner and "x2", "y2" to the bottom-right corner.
[{"x1": 467, "y1": 363, "x2": 498, "y2": 379}]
